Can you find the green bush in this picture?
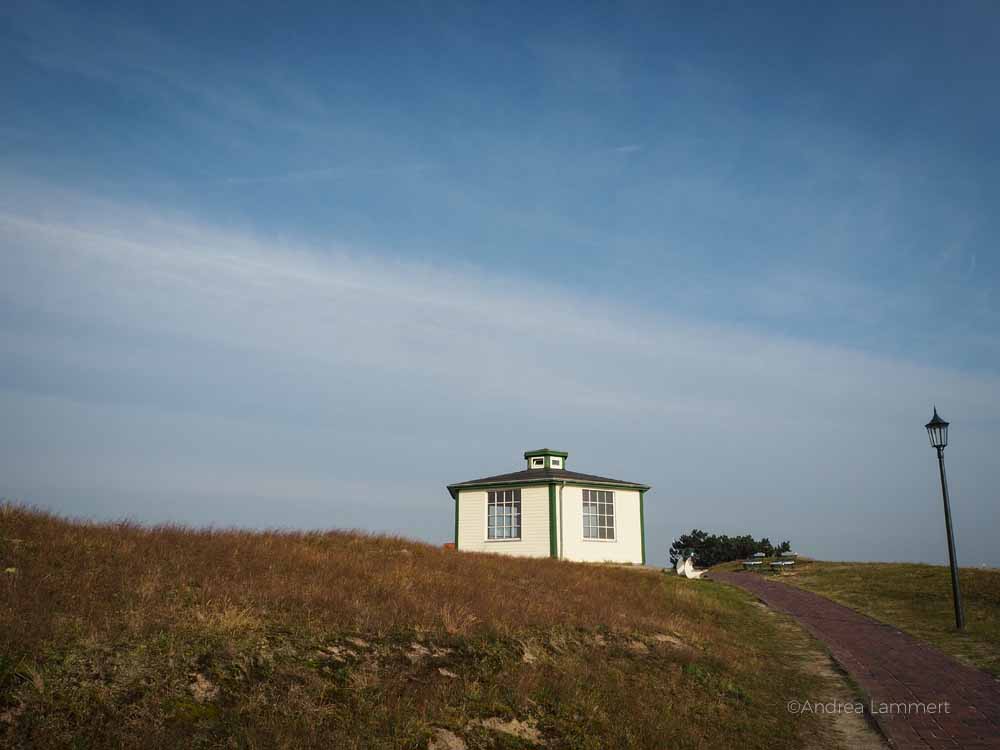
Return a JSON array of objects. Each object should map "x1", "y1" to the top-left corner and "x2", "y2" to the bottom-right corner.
[{"x1": 669, "y1": 530, "x2": 791, "y2": 567}]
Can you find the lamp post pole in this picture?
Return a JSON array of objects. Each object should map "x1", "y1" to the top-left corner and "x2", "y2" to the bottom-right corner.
[
  {"x1": 926, "y1": 407, "x2": 965, "y2": 631},
  {"x1": 935, "y1": 445, "x2": 965, "y2": 631}
]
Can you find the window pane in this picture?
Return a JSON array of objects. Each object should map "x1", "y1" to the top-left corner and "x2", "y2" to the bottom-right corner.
[
  {"x1": 583, "y1": 488, "x2": 616, "y2": 540},
  {"x1": 484, "y1": 487, "x2": 520, "y2": 539}
]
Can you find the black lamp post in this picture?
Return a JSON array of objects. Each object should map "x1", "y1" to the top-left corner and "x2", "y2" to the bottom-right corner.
[{"x1": 925, "y1": 407, "x2": 965, "y2": 631}]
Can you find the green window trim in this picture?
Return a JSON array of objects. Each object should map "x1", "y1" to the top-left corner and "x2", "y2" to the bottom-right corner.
[{"x1": 454, "y1": 494, "x2": 459, "y2": 548}]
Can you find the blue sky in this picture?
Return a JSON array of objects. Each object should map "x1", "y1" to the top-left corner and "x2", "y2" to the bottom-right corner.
[{"x1": 2, "y1": 2, "x2": 998, "y2": 566}]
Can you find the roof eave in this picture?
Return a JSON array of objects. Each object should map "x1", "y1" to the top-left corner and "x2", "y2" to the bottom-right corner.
[{"x1": 448, "y1": 476, "x2": 650, "y2": 499}]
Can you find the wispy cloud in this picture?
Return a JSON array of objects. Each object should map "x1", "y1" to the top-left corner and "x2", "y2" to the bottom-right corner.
[
  {"x1": 2, "y1": 182, "x2": 999, "y2": 566},
  {"x1": 222, "y1": 163, "x2": 434, "y2": 186},
  {"x1": 3, "y1": 1, "x2": 358, "y2": 148}
]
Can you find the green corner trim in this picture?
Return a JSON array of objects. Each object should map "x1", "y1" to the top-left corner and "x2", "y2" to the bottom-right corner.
[
  {"x1": 454, "y1": 493, "x2": 460, "y2": 548},
  {"x1": 548, "y1": 483, "x2": 558, "y2": 558},
  {"x1": 639, "y1": 490, "x2": 646, "y2": 565}
]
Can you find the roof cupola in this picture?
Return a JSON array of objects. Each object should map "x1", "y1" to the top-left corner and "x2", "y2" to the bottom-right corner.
[{"x1": 523, "y1": 448, "x2": 568, "y2": 471}]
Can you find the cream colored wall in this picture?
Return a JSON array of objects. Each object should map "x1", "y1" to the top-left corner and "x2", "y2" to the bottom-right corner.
[
  {"x1": 456, "y1": 486, "x2": 551, "y2": 557},
  {"x1": 557, "y1": 486, "x2": 643, "y2": 564}
]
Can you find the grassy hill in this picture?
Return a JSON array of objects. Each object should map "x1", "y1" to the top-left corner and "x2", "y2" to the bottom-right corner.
[
  {"x1": 777, "y1": 559, "x2": 1000, "y2": 676},
  {"x1": 1, "y1": 505, "x2": 867, "y2": 749}
]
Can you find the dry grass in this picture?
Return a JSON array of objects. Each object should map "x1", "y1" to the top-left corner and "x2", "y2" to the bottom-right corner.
[{"x1": 1, "y1": 504, "x2": 857, "y2": 749}]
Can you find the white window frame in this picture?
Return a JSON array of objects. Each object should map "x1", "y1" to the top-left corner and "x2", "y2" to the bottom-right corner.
[
  {"x1": 530, "y1": 457, "x2": 545, "y2": 469},
  {"x1": 550, "y1": 457, "x2": 563, "y2": 469},
  {"x1": 485, "y1": 488, "x2": 521, "y2": 541},
  {"x1": 582, "y1": 489, "x2": 616, "y2": 541}
]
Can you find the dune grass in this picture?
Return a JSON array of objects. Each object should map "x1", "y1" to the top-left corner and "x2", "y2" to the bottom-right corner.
[{"x1": 1, "y1": 504, "x2": 862, "y2": 749}]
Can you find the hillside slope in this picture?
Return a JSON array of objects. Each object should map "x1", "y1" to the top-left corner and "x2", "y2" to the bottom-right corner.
[{"x1": 2, "y1": 505, "x2": 860, "y2": 749}]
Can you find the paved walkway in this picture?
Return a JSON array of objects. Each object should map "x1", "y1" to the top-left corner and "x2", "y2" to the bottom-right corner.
[{"x1": 712, "y1": 571, "x2": 1000, "y2": 749}]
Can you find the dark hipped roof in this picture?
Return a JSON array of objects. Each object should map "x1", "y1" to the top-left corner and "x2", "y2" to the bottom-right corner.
[{"x1": 447, "y1": 467, "x2": 650, "y2": 499}]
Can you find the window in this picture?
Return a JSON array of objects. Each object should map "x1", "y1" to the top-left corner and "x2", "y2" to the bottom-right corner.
[
  {"x1": 487, "y1": 489, "x2": 521, "y2": 539},
  {"x1": 530, "y1": 457, "x2": 545, "y2": 469},
  {"x1": 550, "y1": 457, "x2": 562, "y2": 468},
  {"x1": 583, "y1": 489, "x2": 615, "y2": 540}
]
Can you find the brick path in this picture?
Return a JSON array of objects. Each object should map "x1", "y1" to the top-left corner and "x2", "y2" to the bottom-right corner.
[{"x1": 712, "y1": 571, "x2": 1000, "y2": 749}]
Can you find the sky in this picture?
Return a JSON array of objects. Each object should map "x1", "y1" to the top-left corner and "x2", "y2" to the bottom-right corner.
[{"x1": 1, "y1": 1, "x2": 998, "y2": 567}]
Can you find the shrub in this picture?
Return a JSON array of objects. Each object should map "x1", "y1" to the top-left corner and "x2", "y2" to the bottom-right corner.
[{"x1": 669, "y1": 529, "x2": 791, "y2": 567}]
